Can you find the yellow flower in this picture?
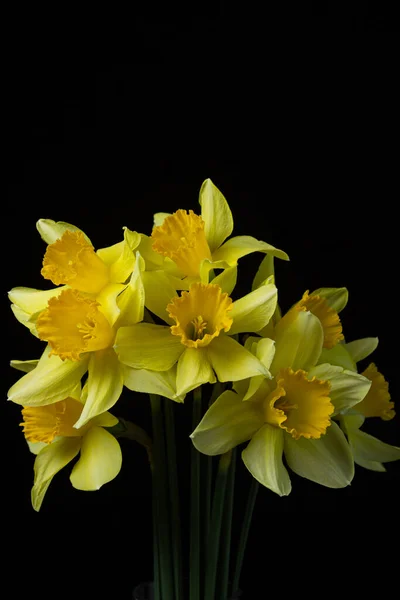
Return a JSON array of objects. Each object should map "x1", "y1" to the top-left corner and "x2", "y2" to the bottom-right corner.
[
  {"x1": 191, "y1": 303, "x2": 372, "y2": 495},
  {"x1": 9, "y1": 219, "x2": 143, "y2": 336},
  {"x1": 8, "y1": 251, "x2": 184, "y2": 425},
  {"x1": 143, "y1": 179, "x2": 288, "y2": 322},
  {"x1": 355, "y1": 363, "x2": 394, "y2": 420},
  {"x1": 115, "y1": 280, "x2": 278, "y2": 396},
  {"x1": 20, "y1": 394, "x2": 122, "y2": 511}
]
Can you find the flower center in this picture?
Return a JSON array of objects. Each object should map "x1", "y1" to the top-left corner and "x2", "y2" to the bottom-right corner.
[
  {"x1": 295, "y1": 291, "x2": 344, "y2": 349},
  {"x1": 356, "y1": 363, "x2": 395, "y2": 420},
  {"x1": 167, "y1": 282, "x2": 233, "y2": 348},
  {"x1": 36, "y1": 289, "x2": 115, "y2": 361},
  {"x1": 41, "y1": 230, "x2": 110, "y2": 294},
  {"x1": 151, "y1": 210, "x2": 212, "y2": 277},
  {"x1": 20, "y1": 398, "x2": 86, "y2": 443},
  {"x1": 263, "y1": 368, "x2": 333, "y2": 440}
]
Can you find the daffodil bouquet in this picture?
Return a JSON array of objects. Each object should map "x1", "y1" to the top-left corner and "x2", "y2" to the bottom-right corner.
[{"x1": 8, "y1": 180, "x2": 400, "y2": 600}]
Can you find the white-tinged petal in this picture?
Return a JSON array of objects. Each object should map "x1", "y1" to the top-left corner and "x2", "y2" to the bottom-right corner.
[
  {"x1": 74, "y1": 349, "x2": 123, "y2": 429},
  {"x1": 31, "y1": 437, "x2": 82, "y2": 511},
  {"x1": 8, "y1": 346, "x2": 88, "y2": 406},
  {"x1": 210, "y1": 266, "x2": 238, "y2": 296},
  {"x1": 9, "y1": 286, "x2": 67, "y2": 315},
  {"x1": 242, "y1": 424, "x2": 291, "y2": 496},
  {"x1": 345, "y1": 338, "x2": 379, "y2": 363},
  {"x1": 10, "y1": 359, "x2": 39, "y2": 373},
  {"x1": 318, "y1": 344, "x2": 357, "y2": 372},
  {"x1": 27, "y1": 441, "x2": 49, "y2": 455},
  {"x1": 176, "y1": 348, "x2": 216, "y2": 396},
  {"x1": 212, "y1": 235, "x2": 289, "y2": 265},
  {"x1": 115, "y1": 323, "x2": 184, "y2": 371},
  {"x1": 252, "y1": 254, "x2": 275, "y2": 291},
  {"x1": 142, "y1": 270, "x2": 176, "y2": 325},
  {"x1": 284, "y1": 421, "x2": 354, "y2": 488},
  {"x1": 153, "y1": 212, "x2": 171, "y2": 227},
  {"x1": 122, "y1": 364, "x2": 185, "y2": 403},
  {"x1": 310, "y1": 287, "x2": 349, "y2": 313},
  {"x1": 229, "y1": 284, "x2": 277, "y2": 335},
  {"x1": 190, "y1": 390, "x2": 263, "y2": 455},
  {"x1": 346, "y1": 427, "x2": 400, "y2": 464},
  {"x1": 308, "y1": 364, "x2": 372, "y2": 415},
  {"x1": 115, "y1": 252, "x2": 145, "y2": 327},
  {"x1": 199, "y1": 178, "x2": 233, "y2": 252},
  {"x1": 36, "y1": 219, "x2": 90, "y2": 245},
  {"x1": 70, "y1": 426, "x2": 122, "y2": 491},
  {"x1": 271, "y1": 310, "x2": 324, "y2": 374},
  {"x1": 207, "y1": 335, "x2": 270, "y2": 382}
]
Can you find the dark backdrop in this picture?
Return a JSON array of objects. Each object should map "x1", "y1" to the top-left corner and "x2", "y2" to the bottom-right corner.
[{"x1": 4, "y1": 17, "x2": 399, "y2": 600}]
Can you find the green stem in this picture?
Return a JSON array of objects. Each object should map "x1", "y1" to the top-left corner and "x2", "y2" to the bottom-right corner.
[
  {"x1": 190, "y1": 387, "x2": 202, "y2": 600},
  {"x1": 205, "y1": 450, "x2": 232, "y2": 600},
  {"x1": 164, "y1": 399, "x2": 183, "y2": 600},
  {"x1": 219, "y1": 448, "x2": 236, "y2": 600},
  {"x1": 232, "y1": 477, "x2": 259, "y2": 595},
  {"x1": 150, "y1": 394, "x2": 174, "y2": 600}
]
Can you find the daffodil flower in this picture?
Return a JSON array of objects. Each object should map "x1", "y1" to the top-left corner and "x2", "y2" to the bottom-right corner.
[
  {"x1": 144, "y1": 179, "x2": 288, "y2": 322},
  {"x1": 191, "y1": 305, "x2": 371, "y2": 495},
  {"x1": 321, "y1": 337, "x2": 400, "y2": 471},
  {"x1": 8, "y1": 254, "x2": 183, "y2": 426},
  {"x1": 9, "y1": 219, "x2": 144, "y2": 335},
  {"x1": 115, "y1": 280, "x2": 278, "y2": 397},
  {"x1": 266, "y1": 286, "x2": 400, "y2": 474},
  {"x1": 20, "y1": 388, "x2": 122, "y2": 511}
]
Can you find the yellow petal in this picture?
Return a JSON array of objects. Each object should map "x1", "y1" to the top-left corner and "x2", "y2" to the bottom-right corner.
[
  {"x1": 103, "y1": 228, "x2": 141, "y2": 283},
  {"x1": 242, "y1": 424, "x2": 291, "y2": 496},
  {"x1": 229, "y1": 283, "x2": 277, "y2": 335},
  {"x1": 136, "y1": 233, "x2": 165, "y2": 270},
  {"x1": 115, "y1": 323, "x2": 184, "y2": 370},
  {"x1": 115, "y1": 253, "x2": 145, "y2": 327},
  {"x1": 153, "y1": 212, "x2": 172, "y2": 227},
  {"x1": 207, "y1": 335, "x2": 270, "y2": 382},
  {"x1": 37, "y1": 219, "x2": 90, "y2": 245},
  {"x1": 122, "y1": 364, "x2": 185, "y2": 403},
  {"x1": 70, "y1": 426, "x2": 122, "y2": 491},
  {"x1": 284, "y1": 421, "x2": 354, "y2": 488},
  {"x1": 310, "y1": 287, "x2": 349, "y2": 313},
  {"x1": 142, "y1": 270, "x2": 177, "y2": 325},
  {"x1": 271, "y1": 310, "x2": 323, "y2": 374},
  {"x1": 96, "y1": 283, "x2": 126, "y2": 326},
  {"x1": 31, "y1": 437, "x2": 81, "y2": 511},
  {"x1": 212, "y1": 235, "x2": 289, "y2": 265},
  {"x1": 176, "y1": 348, "x2": 216, "y2": 396},
  {"x1": 252, "y1": 254, "x2": 275, "y2": 291},
  {"x1": 190, "y1": 390, "x2": 263, "y2": 455},
  {"x1": 8, "y1": 346, "x2": 88, "y2": 406},
  {"x1": 209, "y1": 266, "x2": 238, "y2": 296},
  {"x1": 346, "y1": 426, "x2": 400, "y2": 464},
  {"x1": 73, "y1": 349, "x2": 123, "y2": 429},
  {"x1": 308, "y1": 364, "x2": 372, "y2": 415},
  {"x1": 199, "y1": 178, "x2": 233, "y2": 253},
  {"x1": 10, "y1": 359, "x2": 39, "y2": 373},
  {"x1": 9, "y1": 286, "x2": 67, "y2": 315},
  {"x1": 90, "y1": 412, "x2": 119, "y2": 428},
  {"x1": 10, "y1": 304, "x2": 39, "y2": 336},
  {"x1": 318, "y1": 344, "x2": 357, "y2": 372},
  {"x1": 345, "y1": 338, "x2": 379, "y2": 363}
]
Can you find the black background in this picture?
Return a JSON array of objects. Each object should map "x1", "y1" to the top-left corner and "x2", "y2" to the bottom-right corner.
[{"x1": 4, "y1": 8, "x2": 400, "y2": 600}]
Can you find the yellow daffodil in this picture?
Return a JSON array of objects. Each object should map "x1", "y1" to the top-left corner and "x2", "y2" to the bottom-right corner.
[
  {"x1": 143, "y1": 179, "x2": 288, "y2": 322},
  {"x1": 115, "y1": 280, "x2": 278, "y2": 397},
  {"x1": 9, "y1": 219, "x2": 145, "y2": 335},
  {"x1": 320, "y1": 336, "x2": 400, "y2": 471},
  {"x1": 191, "y1": 303, "x2": 371, "y2": 495},
  {"x1": 20, "y1": 385, "x2": 122, "y2": 511},
  {"x1": 8, "y1": 252, "x2": 183, "y2": 426}
]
